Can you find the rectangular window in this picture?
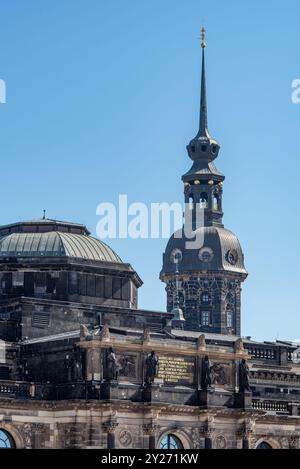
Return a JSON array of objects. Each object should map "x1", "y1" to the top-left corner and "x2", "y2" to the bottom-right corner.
[
  {"x1": 227, "y1": 311, "x2": 233, "y2": 328},
  {"x1": 201, "y1": 311, "x2": 210, "y2": 326}
]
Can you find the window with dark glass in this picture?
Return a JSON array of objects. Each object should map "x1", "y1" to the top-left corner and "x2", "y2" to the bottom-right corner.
[
  {"x1": 201, "y1": 311, "x2": 210, "y2": 326},
  {"x1": 201, "y1": 292, "x2": 210, "y2": 305},
  {"x1": 227, "y1": 311, "x2": 233, "y2": 328},
  {"x1": 256, "y1": 441, "x2": 273, "y2": 450}
]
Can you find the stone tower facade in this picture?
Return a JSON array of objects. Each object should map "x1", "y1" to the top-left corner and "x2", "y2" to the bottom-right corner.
[{"x1": 160, "y1": 31, "x2": 247, "y2": 335}]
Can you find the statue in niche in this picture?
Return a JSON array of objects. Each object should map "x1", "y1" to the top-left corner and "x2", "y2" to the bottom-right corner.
[
  {"x1": 201, "y1": 356, "x2": 211, "y2": 390},
  {"x1": 145, "y1": 351, "x2": 159, "y2": 385},
  {"x1": 239, "y1": 359, "x2": 251, "y2": 392},
  {"x1": 104, "y1": 347, "x2": 120, "y2": 381}
]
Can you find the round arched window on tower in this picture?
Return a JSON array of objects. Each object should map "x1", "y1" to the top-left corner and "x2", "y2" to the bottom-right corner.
[{"x1": 199, "y1": 247, "x2": 214, "y2": 263}]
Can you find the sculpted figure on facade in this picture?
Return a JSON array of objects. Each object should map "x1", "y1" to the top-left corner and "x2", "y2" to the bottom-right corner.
[{"x1": 145, "y1": 351, "x2": 159, "y2": 385}]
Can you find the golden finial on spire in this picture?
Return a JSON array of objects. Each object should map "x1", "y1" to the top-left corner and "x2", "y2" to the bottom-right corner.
[{"x1": 201, "y1": 26, "x2": 206, "y2": 49}]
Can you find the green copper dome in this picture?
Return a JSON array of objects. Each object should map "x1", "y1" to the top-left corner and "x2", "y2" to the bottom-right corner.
[{"x1": 0, "y1": 219, "x2": 122, "y2": 263}]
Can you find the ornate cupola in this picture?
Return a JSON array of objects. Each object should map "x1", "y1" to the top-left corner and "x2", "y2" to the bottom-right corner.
[
  {"x1": 160, "y1": 29, "x2": 248, "y2": 336},
  {"x1": 183, "y1": 28, "x2": 224, "y2": 229}
]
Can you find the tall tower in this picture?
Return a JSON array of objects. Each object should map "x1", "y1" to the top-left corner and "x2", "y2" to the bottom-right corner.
[{"x1": 160, "y1": 29, "x2": 247, "y2": 335}]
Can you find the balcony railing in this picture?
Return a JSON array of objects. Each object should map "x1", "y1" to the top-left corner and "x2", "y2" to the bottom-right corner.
[{"x1": 252, "y1": 399, "x2": 290, "y2": 413}]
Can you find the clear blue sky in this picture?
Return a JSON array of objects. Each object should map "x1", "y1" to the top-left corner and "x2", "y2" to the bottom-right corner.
[{"x1": 0, "y1": 0, "x2": 299, "y2": 342}]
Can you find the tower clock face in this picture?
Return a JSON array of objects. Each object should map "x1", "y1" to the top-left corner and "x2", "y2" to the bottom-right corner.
[
  {"x1": 198, "y1": 247, "x2": 214, "y2": 263},
  {"x1": 226, "y1": 249, "x2": 239, "y2": 265}
]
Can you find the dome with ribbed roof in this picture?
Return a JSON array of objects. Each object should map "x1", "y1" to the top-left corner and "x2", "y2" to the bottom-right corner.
[{"x1": 0, "y1": 219, "x2": 122, "y2": 263}]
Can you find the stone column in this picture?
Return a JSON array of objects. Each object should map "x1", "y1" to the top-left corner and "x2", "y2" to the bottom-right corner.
[
  {"x1": 237, "y1": 420, "x2": 254, "y2": 449},
  {"x1": 103, "y1": 420, "x2": 119, "y2": 449},
  {"x1": 200, "y1": 426, "x2": 215, "y2": 449},
  {"x1": 143, "y1": 424, "x2": 159, "y2": 450}
]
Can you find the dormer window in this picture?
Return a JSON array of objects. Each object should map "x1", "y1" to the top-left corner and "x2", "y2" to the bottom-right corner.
[
  {"x1": 201, "y1": 145, "x2": 207, "y2": 152},
  {"x1": 191, "y1": 145, "x2": 195, "y2": 153},
  {"x1": 212, "y1": 145, "x2": 217, "y2": 154}
]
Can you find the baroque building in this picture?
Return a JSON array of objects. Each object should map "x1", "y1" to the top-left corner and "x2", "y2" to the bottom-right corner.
[{"x1": 0, "y1": 30, "x2": 300, "y2": 450}]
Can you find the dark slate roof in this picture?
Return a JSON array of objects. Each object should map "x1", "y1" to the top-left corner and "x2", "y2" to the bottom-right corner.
[
  {"x1": 0, "y1": 219, "x2": 122, "y2": 263},
  {"x1": 182, "y1": 160, "x2": 224, "y2": 181},
  {"x1": 161, "y1": 226, "x2": 247, "y2": 276}
]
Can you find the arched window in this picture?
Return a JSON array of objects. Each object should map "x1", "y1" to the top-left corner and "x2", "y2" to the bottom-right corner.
[
  {"x1": 201, "y1": 292, "x2": 210, "y2": 305},
  {"x1": 188, "y1": 195, "x2": 194, "y2": 209},
  {"x1": 213, "y1": 193, "x2": 219, "y2": 210},
  {"x1": 159, "y1": 434, "x2": 183, "y2": 450},
  {"x1": 199, "y1": 193, "x2": 208, "y2": 209},
  {"x1": 0, "y1": 430, "x2": 15, "y2": 449},
  {"x1": 227, "y1": 311, "x2": 233, "y2": 328},
  {"x1": 256, "y1": 441, "x2": 273, "y2": 450}
]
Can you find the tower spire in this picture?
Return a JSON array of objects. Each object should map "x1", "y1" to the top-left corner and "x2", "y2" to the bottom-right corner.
[
  {"x1": 186, "y1": 26, "x2": 219, "y2": 163},
  {"x1": 199, "y1": 27, "x2": 208, "y2": 137}
]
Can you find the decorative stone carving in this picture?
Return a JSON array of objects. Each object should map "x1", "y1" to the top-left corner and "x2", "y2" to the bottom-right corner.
[
  {"x1": 143, "y1": 423, "x2": 160, "y2": 436},
  {"x1": 21, "y1": 423, "x2": 33, "y2": 449},
  {"x1": 197, "y1": 334, "x2": 206, "y2": 351},
  {"x1": 142, "y1": 327, "x2": 151, "y2": 344},
  {"x1": 210, "y1": 363, "x2": 227, "y2": 385},
  {"x1": 201, "y1": 356, "x2": 211, "y2": 389},
  {"x1": 104, "y1": 347, "x2": 120, "y2": 381},
  {"x1": 215, "y1": 435, "x2": 226, "y2": 449},
  {"x1": 145, "y1": 351, "x2": 159, "y2": 385},
  {"x1": 191, "y1": 428, "x2": 202, "y2": 449},
  {"x1": 280, "y1": 437, "x2": 289, "y2": 449},
  {"x1": 103, "y1": 419, "x2": 119, "y2": 434},
  {"x1": 239, "y1": 359, "x2": 251, "y2": 392},
  {"x1": 118, "y1": 354, "x2": 136, "y2": 378},
  {"x1": 289, "y1": 436, "x2": 299, "y2": 449},
  {"x1": 99, "y1": 324, "x2": 110, "y2": 341},
  {"x1": 118, "y1": 430, "x2": 132, "y2": 447},
  {"x1": 234, "y1": 338, "x2": 244, "y2": 354},
  {"x1": 80, "y1": 324, "x2": 92, "y2": 341}
]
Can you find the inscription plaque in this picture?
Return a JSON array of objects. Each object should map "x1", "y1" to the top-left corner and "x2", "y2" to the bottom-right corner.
[{"x1": 157, "y1": 356, "x2": 194, "y2": 385}]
